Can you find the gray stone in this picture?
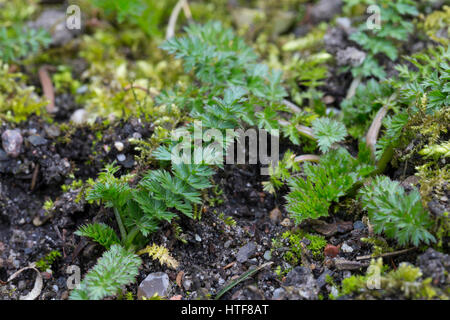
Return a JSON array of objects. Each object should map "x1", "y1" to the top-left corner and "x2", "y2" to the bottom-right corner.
[
  {"x1": 183, "y1": 279, "x2": 193, "y2": 291},
  {"x1": 417, "y1": 248, "x2": 450, "y2": 286},
  {"x1": 336, "y1": 47, "x2": 366, "y2": 67},
  {"x1": 283, "y1": 266, "x2": 320, "y2": 300},
  {"x1": 114, "y1": 141, "x2": 124, "y2": 152},
  {"x1": 236, "y1": 242, "x2": 257, "y2": 263},
  {"x1": 336, "y1": 17, "x2": 351, "y2": 31},
  {"x1": 44, "y1": 125, "x2": 61, "y2": 138},
  {"x1": 117, "y1": 154, "x2": 126, "y2": 162},
  {"x1": 137, "y1": 272, "x2": 170, "y2": 299},
  {"x1": 70, "y1": 109, "x2": 88, "y2": 124},
  {"x1": 28, "y1": 135, "x2": 48, "y2": 146},
  {"x1": 317, "y1": 268, "x2": 333, "y2": 289},
  {"x1": 353, "y1": 220, "x2": 365, "y2": 230},
  {"x1": 263, "y1": 250, "x2": 272, "y2": 261},
  {"x1": 341, "y1": 242, "x2": 354, "y2": 253},
  {"x1": 224, "y1": 240, "x2": 233, "y2": 248},
  {"x1": 0, "y1": 149, "x2": 8, "y2": 161},
  {"x1": 272, "y1": 287, "x2": 286, "y2": 300},
  {"x1": 28, "y1": 9, "x2": 78, "y2": 46},
  {"x1": 2, "y1": 129, "x2": 23, "y2": 158},
  {"x1": 311, "y1": 0, "x2": 342, "y2": 23}
]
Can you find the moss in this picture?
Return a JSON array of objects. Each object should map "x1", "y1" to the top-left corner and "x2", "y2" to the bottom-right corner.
[
  {"x1": 281, "y1": 230, "x2": 327, "y2": 262},
  {"x1": 337, "y1": 258, "x2": 446, "y2": 299},
  {"x1": 0, "y1": 63, "x2": 48, "y2": 123},
  {"x1": 52, "y1": 65, "x2": 81, "y2": 95},
  {"x1": 421, "y1": 5, "x2": 450, "y2": 45},
  {"x1": 36, "y1": 250, "x2": 62, "y2": 272}
]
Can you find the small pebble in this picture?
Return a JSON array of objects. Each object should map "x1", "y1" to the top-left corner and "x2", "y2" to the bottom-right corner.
[
  {"x1": 70, "y1": 109, "x2": 88, "y2": 124},
  {"x1": 280, "y1": 218, "x2": 292, "y2": 227},
  {"x1": 341, "y1": 243, "x2": 354, "y2": 253},
  {"x1": 2, "y1": 129, "x2": 23, "y2": 158},
  {"x1": 117, "y1": 154, "x2": 126, "y2": 162},
  {"x1": 28, "y1": 135, "x2": 48, "y2": 146},
  {"x1": 114, "y1": 141, "x2": 124, "y2": 152},
  {"x1": 353, "y1": 220, "x2": 365, "y2": 230},
  {"x1": 195, "y1": 234, "x2": 202, "y2": 242}
]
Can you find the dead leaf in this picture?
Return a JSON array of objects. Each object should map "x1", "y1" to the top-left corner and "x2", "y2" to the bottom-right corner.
[
  {"x1": 176, "y1": 271, "x2": 184, "y2": 288},
  {"x1": 223, "y1": 261, "x2": 236, "y2": 270}
]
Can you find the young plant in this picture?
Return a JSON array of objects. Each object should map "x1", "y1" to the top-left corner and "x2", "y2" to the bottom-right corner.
[
  {"x1": 0, "y1": 25, "x2": 51, "y2": 63},
  {"x1": 286, "y1": 146, "x2": 374, "y2": 223},
  {"x1": 70, "y1": 244, "x2": 141, "y2": 300},
  {"x1": 359, "y1": 176, "x2": 435, "y2": 246}
]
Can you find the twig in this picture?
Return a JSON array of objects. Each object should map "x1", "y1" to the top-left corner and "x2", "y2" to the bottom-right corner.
[
  {"x1": 38, "y1": 66, "x2": 56, "y2": 113},
  {"x1": 356, "y1": 248, "x2": 415, "y2": 261},
  {"x1": 166, "y1": 0, "x2": 192, "y2": 40},
  {"x1": 30, "y1": 163, "x2": 39, "y2": 191}
]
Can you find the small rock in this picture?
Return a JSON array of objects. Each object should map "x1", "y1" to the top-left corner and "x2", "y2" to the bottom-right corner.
[
  {"x1": 137, "y1": 272, "x2": 170, "y2": 299},
  {"x1": 132, "y1": 132, "x2": 142, "y2": 139},
  {"x1": 224, "y1": 240, "x2": 233, "y2": 248},
  {"x1": 283, "y1": 266, "x2": 320, "y2": 300},
  {"x1": 336, "y1": 17, "x2": 352, "y2": 31},
  {"x1": 44, "y1": 125, "x2": 61, "y2": 138},
  {"x1": 183, "y1": 279, "x2": 192, "y2": 291},
  {"x1": 70, "y1": 109, "x2": 88, "y2": 124},
  {"x1": 263, "y1": 250, "x2": 272, "y2": 261},
  {"x1": 341, "y1": 243, "x2": 354, "y2": 253},
  {"x1": 60, "y1": 291, "x2": 69, "y2": 300},
  {"x1": 114, "y1": 141, "x2": 124, "y2": 152},
  {"x1": 117, "y1": 154, "x2": 126, "y2": 162},
  {"x1": 416, "y1": 248, "x2": 450, "y2": 286},
  {"x1": 194, "y1": 234, "x2": 202, "y2": 242},
  {"x1": 0, "y1": 149, "x2": 8, "y2": 161},
  {"x1": 353, "y1": 220, "x2": 365, "y2": 230},
  {"x1": 428, "y1": 200, "x2": 446, "y2": 216},
  {"x1": 311, "y1": 0, "x2": 342, "y2": 23},
  {"x1": 272, "y1": 287, "x2": 286, "y2": 300},
  {"x1": 336, "y1": 47, "x2": 366, "y2": 67},
  {"x1": 28, "y1": 135, "x2": 48, "y2": 146},
  {"x1": 236, "y1": 242, "x2": 257, "y2": 263},
  {"x1": 317, "y1": 268, "x2": 333, "y2": 289},
  {"x1": 269, "y1": 207, "x2": 282, "y2": 224},
  {"x1": 2, "y1": 129, "x2": 23, "y2": 158},
  {"x1": 280, "y1": 218, "x2": 292, "y2": 227},
  {"x1": 28, "y1": 9, "x2": 77, "y2": 46}
]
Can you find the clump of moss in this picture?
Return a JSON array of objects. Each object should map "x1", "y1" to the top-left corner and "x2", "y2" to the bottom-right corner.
[
  {"x1": 421, "y1": 5, "x2": 450, "y2": 46},
  {"x1": 336, "y1": 258, "x2": 446, "y2": 300},
  {"x1": 76, "y1": 28, "x2": 186, "y2": 122},
  {"x1": 36, "y1": 250, "x2": 62, "y2": 272},
  {"x1": 0, "y1": 63, "x2": 47, "y2": 123},
  {"x1": 281, "y1": 230, "x2": 327, "y2": 263}
]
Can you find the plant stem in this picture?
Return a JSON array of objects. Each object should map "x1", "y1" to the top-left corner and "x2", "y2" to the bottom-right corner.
[
  {"x1": 294, "y1": 154, "x2": 320, "y2": 163},
  {"x1": 113, "y1": 207, "x2": 127, "y2": 243},
  {"x1": 124, "y1": 226, "x2": 140, "y2": 249}
]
